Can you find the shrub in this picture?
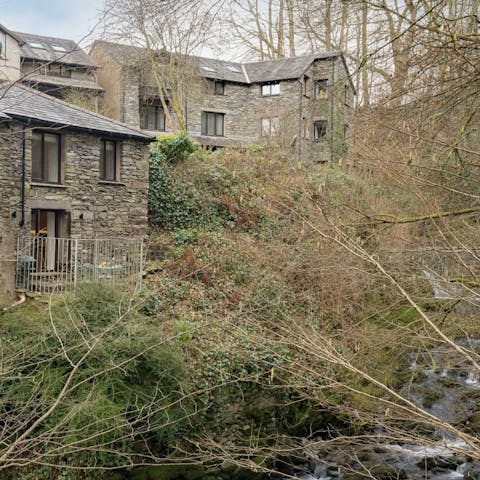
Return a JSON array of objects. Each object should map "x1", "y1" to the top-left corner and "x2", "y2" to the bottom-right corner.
[
  {"x1": 0, "y1": 283, "x2": 193, "y2": 471},
  {"x1": 148, "y1": 133, "x2": 236, "y2": 230}
]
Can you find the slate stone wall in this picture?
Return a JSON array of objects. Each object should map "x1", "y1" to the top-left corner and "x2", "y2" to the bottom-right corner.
[
  {"x1": 92, "y1": 46, "x2": 354, "y2": 163},
  {"x1": 0, "y1": 122, "x2": 149, "y2": 301},
  {"x1": 0, "y1": 125, "x2": 22, "y2": 304}
]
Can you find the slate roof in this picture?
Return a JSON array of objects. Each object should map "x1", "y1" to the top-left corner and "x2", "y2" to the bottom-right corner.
[
  {"x1": 244, "y1": 52, "x2": 341, "y2": 83},
  {"x1": 91, "y1": 40, "x2": 346, "y2": 85},
  {"x1": 0, "y1": 84, "x2": 152, "y2": 140},
  {"x1": 14, "y1": 31, "x2": 96, "y2": 67},
  {"x1": 193, "y1": 56, "x2": 246, "y2": 83}
]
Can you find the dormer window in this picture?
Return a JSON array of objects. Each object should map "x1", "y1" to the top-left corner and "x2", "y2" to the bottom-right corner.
[{"x1": 261, "y1": 82, "x2": 280, "y2": 96}]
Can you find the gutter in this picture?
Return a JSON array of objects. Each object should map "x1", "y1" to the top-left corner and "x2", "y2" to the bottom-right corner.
[{"x1": 8, "y1": 115, "x2": 153, "y2": 142}]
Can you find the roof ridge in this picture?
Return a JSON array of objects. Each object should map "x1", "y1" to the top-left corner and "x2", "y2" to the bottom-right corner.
[
  {"x1": 243, "y1": 51, "x2": 340, "y2": 67},
  {"x1": 13, "y1": 83, "x2": 148, "y2": 137},
  {"x1": 13, "y1": 30, "x2": 78, "y2": 45}
]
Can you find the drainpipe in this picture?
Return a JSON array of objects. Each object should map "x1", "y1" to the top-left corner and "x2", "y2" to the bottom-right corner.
[
  {"x1": 20, "y1": 125, "x2": 26, "y2": 228},
  {"x1": 329, "y1": 57, "x2": 335, "y2": 162},
  {"x1": 2, "y1": 293, "x2": 27, "y2": 312},
  {"x1": 297, "y1": 78, "x2": 303, "y2": 161},
  {"x1": 184, "y1": 92, "x2": 188, "y2": 133}
]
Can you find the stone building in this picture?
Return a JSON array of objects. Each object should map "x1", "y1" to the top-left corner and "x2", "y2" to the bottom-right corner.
[
  {"x1": 0, "y1": 23, "x2": 102, "y2": 109},
  {"x1": 90, "y1": 41, "x2": 355, "y2": 162},
  {"x1": 0, "y1": 83, "x2": 152, "y2": 302}
]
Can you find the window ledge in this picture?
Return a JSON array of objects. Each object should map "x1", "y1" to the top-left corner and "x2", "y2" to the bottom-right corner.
[
  {"x1": 99, "y1": 180, "x2": 126, "y2": 186},
  {"x1": 30, "y1": 182, "x2": 66, "y2": 188}
]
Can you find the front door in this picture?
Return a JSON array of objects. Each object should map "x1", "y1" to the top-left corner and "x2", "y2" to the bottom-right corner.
[{"x1": 31, "y1": 209, "x2": 70, "y2": 271}]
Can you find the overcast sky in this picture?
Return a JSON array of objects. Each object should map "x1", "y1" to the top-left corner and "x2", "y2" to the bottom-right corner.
[{"x1": 1, "y1": 0, "x2": 105, "y2": 44}]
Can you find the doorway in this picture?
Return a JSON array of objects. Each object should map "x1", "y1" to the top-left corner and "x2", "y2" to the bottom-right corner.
[{"x1": 31, "y1": 209, "x2": 70, "y2": 271}]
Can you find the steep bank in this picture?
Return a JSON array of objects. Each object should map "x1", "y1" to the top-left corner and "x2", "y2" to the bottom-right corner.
[{"x1": 3, "y1": 135, "x2": 480, "y2": 479}]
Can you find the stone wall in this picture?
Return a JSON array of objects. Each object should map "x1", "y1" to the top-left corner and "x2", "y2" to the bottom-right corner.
[
  {"x1": 301, "y1": 56, "x2": 354, "y2": 162},
  {"x1": 121, "y1": 66, "x2": 141, "y2": 126},
  {"x1": 0, "y1": 123, "x2": 22, "y2": 305},
  {"x1": 185, "y1": 78, "x2": 302, "y2": 147},
  {"x1": 23, "y1": 128, "x2": 149, "y2": 238},
  {"x1": 0, "y1": 121, "x2": 149, "y2": 300},
  {"x1": 92, "y1": 45, "x2": 354, "y2": 162}
]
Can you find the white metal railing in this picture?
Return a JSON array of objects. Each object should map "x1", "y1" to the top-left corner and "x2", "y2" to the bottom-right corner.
[{"x1": 15, "y1": 236, "x2": 144, "y2": 293}]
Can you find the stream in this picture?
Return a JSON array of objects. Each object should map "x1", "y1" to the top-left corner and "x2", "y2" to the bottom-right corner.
[
  {"x1": 125, "y1": 273, "x2": 480, "y2": 480},
  {"x1": 298, "y1": 339, "x2": 480, "y2": 480}
]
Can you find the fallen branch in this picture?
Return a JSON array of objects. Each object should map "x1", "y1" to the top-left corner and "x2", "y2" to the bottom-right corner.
[{"x1": 349, "y1": 207, "x2": 480, "y2": 227}]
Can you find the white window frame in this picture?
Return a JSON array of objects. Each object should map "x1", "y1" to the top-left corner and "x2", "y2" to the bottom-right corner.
[{"x1": 261, "y1": 82, "x2": 280, "y2": 96}]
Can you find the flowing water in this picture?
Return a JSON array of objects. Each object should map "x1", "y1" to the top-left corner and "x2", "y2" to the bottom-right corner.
[{"x1": 298, "y1": 339, "x2": 480, "y2": 480}]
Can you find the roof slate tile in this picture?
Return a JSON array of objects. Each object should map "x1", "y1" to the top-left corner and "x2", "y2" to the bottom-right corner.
[{"x1": 0, "y1": 84, "x2": 152, "y2": 140}]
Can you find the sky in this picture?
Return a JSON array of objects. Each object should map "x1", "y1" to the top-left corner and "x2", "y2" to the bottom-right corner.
[{"x1": 1, "y1": 0, "x2": 105, "y2": 45}]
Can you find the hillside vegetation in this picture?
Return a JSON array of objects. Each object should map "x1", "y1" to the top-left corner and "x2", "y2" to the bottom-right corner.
[{"x1": 3, "y1": 120, "x2": 480, "y2": 478}]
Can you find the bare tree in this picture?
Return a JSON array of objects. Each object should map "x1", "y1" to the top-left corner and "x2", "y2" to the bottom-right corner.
[{"x1": 103, "y1": 0, "x2": 224, "y2": 131}]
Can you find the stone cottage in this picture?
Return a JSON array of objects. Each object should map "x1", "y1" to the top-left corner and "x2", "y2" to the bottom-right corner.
[
  {"x1": 0, "y1": 83, "x2": 152, "y2": 302},
  {"x1": 90, "y1": 41, "x2": 355, "y2": 162},
  {"x1": 0, "y1": 23, "x2": 102, "y2": 110}
]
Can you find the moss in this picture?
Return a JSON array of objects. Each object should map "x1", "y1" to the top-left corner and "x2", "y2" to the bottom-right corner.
[
  {"x1": 421, "y1": 389, "x2": 441, "y2": 409},
  {"x1": 461, "y1": 412, "x2": 480, "y2": 434}
]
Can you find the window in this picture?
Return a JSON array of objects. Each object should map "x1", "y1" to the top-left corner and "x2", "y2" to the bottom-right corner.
[
  {"x1": 314, "y1": 79, "x2": 328, "y2": 98},
  {"x1": 29, "y1": 41, "x2": 45, "y2": 49},
  {"x1": 141, "y1": 105, "x2": 166, "y2": 131},
  {"x1": 304, "y1": 76, "x2": 310, "y2": 97},
  {"x1": 100, "y1": 139, "x2": 119, "y2": 181},
  {"x1": 313, "y1": 120, "x2": 327, "y2": 140},
  {"x1": 51, "y1": 45, "x2": 67, "y2": 53},
  {"x1": 47, "y1": 64, "x2": 72, "y2": 78},
  {"x1": 201, "y1": 111, "x2": 225, "y2": 136},
  {"x1": 32, "y1": 131, "x2": 61, "y2": 184},
  {"x1": 214, "y1": 81, "x2": 225, "y2": 95},
  {"x1": 344, "y1": 85, "x2": 350, "y2": 106},
  {"x1": 261, "y1": 82, "x2": 280, "y2": 96},
  {"x1": 261, "y1": 117, "x2": 280, "y2": 137}
]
